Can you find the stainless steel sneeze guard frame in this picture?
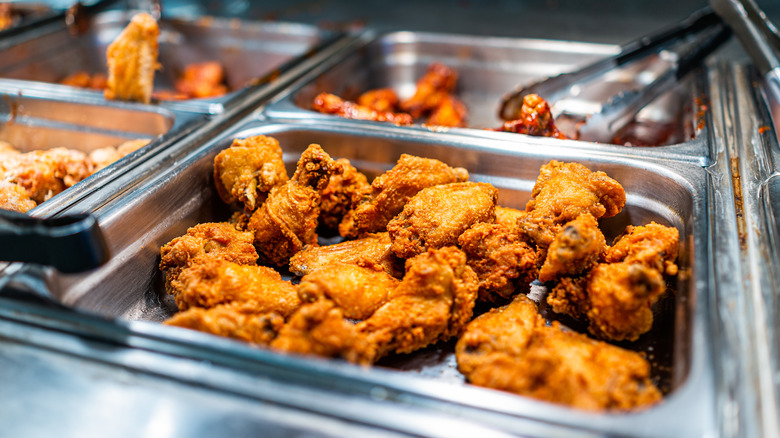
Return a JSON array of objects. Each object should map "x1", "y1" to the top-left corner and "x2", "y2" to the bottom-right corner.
[
  {"x1": 0, "y1": 9, "x2": 333, "y2": 114},
  {"x1": 39, "y1": 116, "x2": 714, "y2": 437},
  {"x1": 263, "y1": 31, "x2": 711, "y2": 158}
]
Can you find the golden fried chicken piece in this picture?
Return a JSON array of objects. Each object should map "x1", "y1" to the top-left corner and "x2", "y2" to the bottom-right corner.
[
  {"x1": 60, "y1": 71, "x2": 108, "y2": 90},
  {"x1": 174, "y1": 61, "x2": 228, "y2": 99},
  {"x1": 0, "y1": 181, "x2": 36, "y2": 213},
  {"x1": 357, "y1": 246, "x2": 478, "y2": 361},
  {"x1": 426, "y1": 94, "x2": 467, "y2": 128},
  {"x1": 458, "y1": 222, "x2": 538, "y2": 303},
  {"x1": 495, "y1": 205, "x2": 525, "y2": 226},
  {"x1": 339, "y1": 154, "x2": 469, "y2": 238},
  {"x1": 496, "y1": 94, "x2": 567, "y2": 139},
  {"x1": 271, "y1": 299, "x2": 374, "y2": 364},
  {"x1": 88, "y1": 138, "x2": 150, "y2": 172},
  {"x1": 248, "y1": 144, "x2": 337, "y2": 266},
  {"x1": 2, "y1": 148, "x2": 91, "y2": 203},
  {"x1": 313, "y1": 92, "x2": 413, "y2": 125},
  {"x1": 400, "y1": 63, "x2": 458, "y2": 118},
  {"x1": 297, "y1": 263, "x2": 399, "y2": 320},
  {"x1": 164, "y1": 302, "x2": 284, "y2": 345},
  {"x1": 172, "y1": 258, "x2": 300, "y2": 316},
  {"x1": 387, "y1": 182, "x2": 497, "y2": 258},
  {"x1": 319, "y1": 158, "x2": 369, "y2": 230},
  {"x1": 456, "y1": 294, "x2": 661, "y2": 411},
  {"x1": 288, "y1": 232, "x2": 404, "y2": 279},
  {"x1": 213, "y1": 135, "x2": 289, "y2": 213},
  {"x1": 605, "y1": 222, "x2": 679, "y2": 276},
  {"x1": 357, "y1": 88, "x2": 400, "y2": 113},
  {"x1": 159, "y1": 222, "x2": 258, "y2": 295},
  {"x1": 104, "y1": 13, "x2": 159, "y2": 104},
  {"x1": 538, "y1": 213, "x2": 606, "y2": 283}
]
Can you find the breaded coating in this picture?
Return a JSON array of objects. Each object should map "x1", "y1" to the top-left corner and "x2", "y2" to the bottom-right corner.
[
  {"x1": 104, "y1": 13, "x2": 159, "y2": 104},
  {"x1": 88, "y1": 138, "x2": 150, "y2": 173},
  {"x1": 495, "y1": 205, "x2": 525, "y2": 226},
  {"x1": 288, "y1": 232, "x2": 404, "y2": 279},
  {"x1": 172, "y1": 259, "x2": 300, "y2": 316},
  {"x1": 174, "y1": 61, "x2": 228, "y2": 99},
  {"x1": 400, "y1": 62, "x2": 458, "y2": 118},
  {"x1": 605, "y1": 222, "x2": 679, "y2": 276},
  {"x1": 297, "y1": 263, "x2": 399, "y2": 320},
  {"x1": 312, "y1": 92, "x2": 413, "y2": 125},
  {"x1": 2, "y1": 148, "x2": 91, "y2": 203},
  {"x1": 271, "y1": 299, "x2": 374, "y2": 365},
  {"x1": 426, "y1": 94, "x2": 467, "y2": 127},
  {"x1": 357, "y1": 88, "x2": 400, "y2": 113},
  {"x1": 496, "y1": 94, "x2": 567, "y2": 139},
  {"x1": 0, "y1": 181, "x2": 36, "y2": 213},
  {"x1": 387, "y1": 182, "x2": 498, "y2": 258},
  {"x1": 213, "y1": 135, "x2": 289, "y2": 213},
  {"x1": 159, "y1": 222, "x2": 258, "y2": 296},
  {"x1": 339, "y1": 154, "x2": 469, "y2": 238},
  {"x1": 357, "y1": 246, "x2": 479, "y2": 361},
  {"x1": 248, "y1": 144, "x2": 337, "y2": 266},
  {"x1": 455, "y1": 294, "x2": 661, "y2": 411},
  {"x1": 458, "y1": 222, "x2": 538, "y2": 303},
  {"x1": 319, "y1": 158, "x2": 370, "y2": 230},
  {"x1": 164, "y1": 302, "x2": 284, "y2": 345},
  {"x1": 538, "y1": 213, "x2": 606, "y2": 283}
]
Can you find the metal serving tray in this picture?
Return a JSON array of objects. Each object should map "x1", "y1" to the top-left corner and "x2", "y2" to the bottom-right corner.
[
  {"x1": 0, "y1": 10, "x2": 334, "y2": 114},
  {"x1": 30, "y1": 115, "x2": 714, "y2": 437},
  {"x1": 263, "y1": 31, "x2": 709, "y2": 157}
]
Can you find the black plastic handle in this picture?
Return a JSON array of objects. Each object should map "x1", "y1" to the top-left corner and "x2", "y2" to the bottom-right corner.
[{"x1": 0, "y1": 209, "x2": 110, "y2": 273}]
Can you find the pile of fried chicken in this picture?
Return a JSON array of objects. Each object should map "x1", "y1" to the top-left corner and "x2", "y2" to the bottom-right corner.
[
  {"x1": 159, "y1": 134, "x2": 679, "y2": 412},
  {"x1": 0, "y1": 139, "x2": 149, "y2": 213}
]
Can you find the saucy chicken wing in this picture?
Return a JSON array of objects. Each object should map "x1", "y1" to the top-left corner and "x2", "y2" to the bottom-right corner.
[
  {"x1": 174, "y1": 61, "x2": 228, "y2": 99},
  {"x1": 312, "y1": 92, "x2": 413, "y2": 125},
  {"x1": 400, "y1": 62, "x2": 458, "y2": 118},
  {"x1": 164, "y1": 302, "x2": 284, "y2": 345},
  {"x1": 426, "y1": 94, "x2": 467, "y2": 128},
  {"x1": 319, "y1": 158, "x2": 370, "y2": 231},
  {"x1": 357, "y1": 88, "x2": 400, "y2": 113},
  {"x1": 288, "y1": 232, "x2": 404, "y2": 278},
  {"x1": 104, "y1": 13, "x2": 159, "y2": 104}
]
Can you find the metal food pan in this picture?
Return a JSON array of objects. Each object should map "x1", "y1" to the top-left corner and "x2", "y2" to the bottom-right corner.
[
  {"x1": 263, "y1": 31, "x2": 708, "y2": 157},
  {"x1": 0, "y1": 10, "x2": 333, "y2": 114},
  {"x1": 39, "y1": 117, "x2": 713, "y2": 437}
]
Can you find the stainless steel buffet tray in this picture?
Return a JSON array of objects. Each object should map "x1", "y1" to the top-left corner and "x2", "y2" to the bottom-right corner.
[
  {"x1": 32, "y1": 114, "x2": 714, "y2": 437},
  {"x1": 263, "y1": 31, "x2": 709, "y2": 156},
  {"x1": 0, "y1": 9, "x2": 335, "y2": 114}
]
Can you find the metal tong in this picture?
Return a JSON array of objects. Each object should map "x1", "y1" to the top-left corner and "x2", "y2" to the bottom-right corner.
[
  {"x1": 0, "y1": 209, "x2": 109, "y2": 273},
  {"x1": 499, "y1": 6, "x2": 732, "y2": 142}
]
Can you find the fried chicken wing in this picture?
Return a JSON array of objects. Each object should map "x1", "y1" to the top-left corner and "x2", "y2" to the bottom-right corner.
[
  {"x1": 213, "y1": 135, "x2": 289, "y2": 213},
  {"x1": 313, "y1": 92, "x2": 413, "y2": 125},
  {"x1": 104, "y1": 13, "x2": 159, "y2": 104},
  {"x1": 2, "y1": 148, "x2": 91, "y2": 203},
  {"x1": 164, "y1": 302, "x2": 284, "y2": 345},
  {"x1": 174, "y1": 61, "x2": 228, "y2": 99},
  {"x1": 248, "y1": 144, "x2": 337, "y2": 266},
  {"x1": 605, "y1": 222, "x2": 679, "y2": 276},
  {"x1": 297, "y1": 263, "x2": 399, "y2": 320},
  {"x1": 357, "y1": 246, "x2": 478, "y2": 360},
  {"x1": 339, "y1": 154, "x2": 469, "y2": 238},
  {"x1": 0, "y1": 181, "x2": 36, "y2": 213},
  {"x1": 496, "y1": 94, "x2": 567, "y2": 139},
  {"x1": 288, "y1": 232, "x2": 404, "y2": 278},
  {"x1": 455, "y1": 294, "x2": 661, "y2": 411},
  {"x1": 426, "y1": 94, "x2": 467, "y2": 127},
  {"x1": 357, "y1": 88, "x2": 400, "y2": 113},
  {"x1": 495, "y1": 205, "x2": 525, "y2": 226},
  {"x1": 387, "y1": 182, "x2": 497, "y2": 258},
  {"x1": 88, "y1": 138, "x2": 150, "y2": 173},
  {"x1": 319, "y1": 158, "x2": 370, "y2": 230},
  {"x1": 458, "y1": 222, "x2": 538, "y2": 303},
  {"x1": 60, "y1": 71, "x2": 108, "y2": 90},
  {"x1": 400, "y1": 63, "x2": 458, "y2": 118},
  {"x1": 172, "y1": 258, "x2": 300, "y2": 315},
  {"x1": 159, "y1": 222, "x2": 258, "y2": 296},
  {"x1": 538, "y1": 213, "x2": 606, "y2": 283}
]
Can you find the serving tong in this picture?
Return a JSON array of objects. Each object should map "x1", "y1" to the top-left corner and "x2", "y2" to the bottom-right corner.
[{"x1": 499, "y1": 7, "x2": 732, "y2": 143}]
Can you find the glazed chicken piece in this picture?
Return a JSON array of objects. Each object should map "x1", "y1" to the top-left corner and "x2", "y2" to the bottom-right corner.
[
  {"x1": 357, "y1": 246, "x2": 479, "y2": 361},
  {"x1": 297, "y1": 262, "x2": 400, "y2": 320},
  {"x1": 400, "y1": 62, "x2": 458, "y2": 118},
  {"x1": 171, "y1": 258, "x2": 301, "y2": 315},
  {"x1": 164, "y1": 302, "x2": 285, "y2": 345},
  {"x1": 288, "y1": 232, "x2": 404, "y2": 279},
  {"x1": 213, "y1": 135, "x2": 289, "y2": 213},
  {"x1": 271, "y1": 299, "x2": 374, "y2": 365},
  {"x1": 1, "y1": 148, "x2": 91, "y2": 203},
  {"x1": 387, "y1": 182, "x2": 498, "y2": 259},
  {"x1": 538, "y1": 213, "x2": 606, "y2": 283},
  {"x1": 339, "y1": 154, "x2": 469, "y2": 238},
  {"x1": 426, "y1": 94, "x2": 467, "y2": 128},
  {"x1": 357, "y1": 88, "x2": 400, "y2": 113},
  {"x1": 159, "y1": 222, "x2": 258, "y2": 296},
  {"x1": 104, "y1": 13, "x2": 159, "y2": 104},
  {"x1": 319, "y1": 158, "x2": 370, "y2": 231},
  {"x1": 174, "y1": 61, "x2": 228, "y2": 99},
  {"x1": 88, "y1": 138, "x2": 150, "y2": 173},
  {"x1": 248, "y1": 144, "x2": 337, "y2": 266},
  {"x1": 496, "y1": 94, "x2": 567, "y2": 139},
  {"x1": 0, "y1": 181, "x2": 36, "y2": 213},
  {"x1": 455, "y1": 294, "x2": 661, "y2": 411},
  {"x1": 458, "y1": 222, "x2": 538, "y2": 304},
  {"x1": 312, "y1": 92, "x2": 413, "y2": 125},
  {"x1": 60, "y1": 71, "x2": 108, "y2": 90}
]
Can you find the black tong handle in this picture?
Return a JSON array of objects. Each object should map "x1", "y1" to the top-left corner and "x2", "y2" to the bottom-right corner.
[{"x1": 0, "y1": 210, "x2": 109, "y2": 273}]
